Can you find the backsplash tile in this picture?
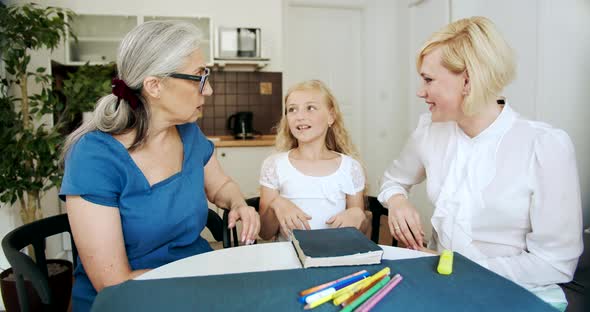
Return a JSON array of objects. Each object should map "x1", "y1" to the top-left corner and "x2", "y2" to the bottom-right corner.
[{"x1": 198, "y1": 71, "x2": 282, "y2": 136}]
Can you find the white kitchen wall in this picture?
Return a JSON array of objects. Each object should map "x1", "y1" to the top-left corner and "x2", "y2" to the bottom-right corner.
[
  {"x1": 0, "y1": 203, "x2": 17, "y2": 275},
  {"x1": 534, "y1": 0, "x2": 590, "y2": 227},
  {"x1": 362, "y1": 1, "x2": 411, "y2": 195}
]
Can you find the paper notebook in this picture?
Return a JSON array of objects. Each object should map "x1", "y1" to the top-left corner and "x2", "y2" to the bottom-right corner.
[{"x1": 291, "y1": 227, "x2": 383, "y2": 268}]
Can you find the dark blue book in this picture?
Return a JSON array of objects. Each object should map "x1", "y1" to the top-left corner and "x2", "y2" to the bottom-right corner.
[{"x1": 291, "y1": 227, "x2": 383, "y2": 268}]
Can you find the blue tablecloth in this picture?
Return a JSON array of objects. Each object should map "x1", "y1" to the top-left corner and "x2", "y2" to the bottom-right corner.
[{"x1": 91, "y1": 253, "x2": 556, "y2": 311}]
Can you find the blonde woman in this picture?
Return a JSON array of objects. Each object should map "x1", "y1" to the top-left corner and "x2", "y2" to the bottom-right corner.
[
  {"x1": 378, "y1": 16, "x2": 582, "y2": 309},
  {"x1": 258, "y1": 80, "x2": 370, "y2": 241}
]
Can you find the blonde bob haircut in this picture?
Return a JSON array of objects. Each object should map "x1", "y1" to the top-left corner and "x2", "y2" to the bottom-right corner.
[
  {"x1": 275, "y1": 80, "x2": 360, "y2": 161},
  {"x1": 417, "y1": 16, "x2": 516, "y2": 116}
]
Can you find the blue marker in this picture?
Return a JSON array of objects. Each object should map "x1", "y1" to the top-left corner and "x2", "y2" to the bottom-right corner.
[{"x1": 298, "y1": 271, "x2": 370, "y2": 304}]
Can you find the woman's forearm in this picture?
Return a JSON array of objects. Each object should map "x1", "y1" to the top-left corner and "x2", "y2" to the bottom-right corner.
[{"x1": 210, "y1": 178, "x2": 247, "y2": 211}]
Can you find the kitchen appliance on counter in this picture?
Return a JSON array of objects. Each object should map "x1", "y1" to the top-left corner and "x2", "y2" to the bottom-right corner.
[{"x1": 227, "y1": 111, "x2": 255, "y2": 139}]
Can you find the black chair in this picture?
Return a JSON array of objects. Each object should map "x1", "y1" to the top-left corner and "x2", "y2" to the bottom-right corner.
[
  {"x1": 1, "y1": 209, "x2": 230, "y2": 312},
  {"x1": 367, "y1": 196, "x2": 397, "y2": 246},
  {"x1": 1, "y1": 213, "x2": 78, "y2": 312},
  {"x1": 206, "y1": 208, "x2": 225, "y2": 243},
  {"x1": 221, "y1": 197, "x2": 260, "y2": 248}
]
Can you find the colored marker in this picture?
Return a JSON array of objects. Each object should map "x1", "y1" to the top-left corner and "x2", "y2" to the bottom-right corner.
[
  {"x1": 355, "y1": 274, "x2": 403, "y2": 312},
  {"x1": 301, "y1": 273, "x2": 369, "y2": 303},
  {"x1": 304, "y1": 267, "x2": 390, "y2": 310},
  {"x1": 299, "y1": 270, "x2": 368, "y2": 296},
  {"x1": 339, "y1": 275, "x2": 391, "y2": 312},
  {"x1": 336, "y1": 275, "x2": 383, "y2": 306}
]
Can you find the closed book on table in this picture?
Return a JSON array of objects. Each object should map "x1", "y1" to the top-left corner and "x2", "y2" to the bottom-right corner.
[{"x1": 291, "y1": 227, "x2": 383, "y2": 268}]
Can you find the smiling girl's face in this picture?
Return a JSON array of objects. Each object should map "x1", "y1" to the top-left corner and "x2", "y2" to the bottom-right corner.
[{"x1": 285, "y1": 89, "x2": 335, "y2": 145}]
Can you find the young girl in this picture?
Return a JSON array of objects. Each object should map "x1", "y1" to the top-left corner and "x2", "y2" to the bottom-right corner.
[{"x1": 258, "y1": 80, "x2": 370, "y2": 240}]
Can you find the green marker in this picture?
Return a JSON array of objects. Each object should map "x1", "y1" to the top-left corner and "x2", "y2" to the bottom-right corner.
[
  {"x1": 340, "y1": 275, "x2": 391, "y2": 312},
  {"x1": 437, "y1": 250, "x2": 454, "y2": 275}
]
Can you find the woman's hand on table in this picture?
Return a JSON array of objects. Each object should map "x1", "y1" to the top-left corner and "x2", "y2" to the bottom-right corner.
[
  {"x1": 387, "y1": 194, "x2": 425, "y2": 250},
  {"x1": 227, "y1": 205, "x2": 260, "y2": 245}
]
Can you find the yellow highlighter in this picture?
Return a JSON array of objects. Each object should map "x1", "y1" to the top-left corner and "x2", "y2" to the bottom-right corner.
[{"x1": 437, "y1": 250, "x2": 454, "y2": 275}]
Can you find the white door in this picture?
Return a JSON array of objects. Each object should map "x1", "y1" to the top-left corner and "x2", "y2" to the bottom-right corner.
[{"x1": 284, "y1": 2, "x2": 365, "y2": 149}]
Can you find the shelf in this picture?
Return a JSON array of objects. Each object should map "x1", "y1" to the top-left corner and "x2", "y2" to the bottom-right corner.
[
  {"x1": 213, "y1": 58, "x2": 270, "y2": 70},
  {"x1": 72, "y1": 37, "x2": 124, "y2": 43},
  {"x1": 61, "y1": 61, "x2": 114, "y2": 66}
]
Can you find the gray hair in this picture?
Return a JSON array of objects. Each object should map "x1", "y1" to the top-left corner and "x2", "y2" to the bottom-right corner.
[{"x1": 61, "y1": 21, "x2": 202, "y2": 161}]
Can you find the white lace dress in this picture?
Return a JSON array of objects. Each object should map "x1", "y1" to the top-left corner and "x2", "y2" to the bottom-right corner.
[{"x1": 259, "y1": 150, "x2": 365, "y2": 240}]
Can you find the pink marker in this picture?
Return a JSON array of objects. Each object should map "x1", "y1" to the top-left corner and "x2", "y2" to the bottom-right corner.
[{"x1": 355, "y1": 273, "x2": 403, "y2": 312}]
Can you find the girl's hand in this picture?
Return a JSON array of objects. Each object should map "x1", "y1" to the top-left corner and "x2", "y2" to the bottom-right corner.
[
  {"x1": 273, "y1": 201, "x2": 312, "y2": 238},
  {"x1": 227, "y1": 205, "x2": 260, "y2": 245},
  {"x1": 387, "y1": 194, "x2": 425, "y2": 250},
  {"x1": 326, "y1": 207, "x2": 365, "y2": 229}
]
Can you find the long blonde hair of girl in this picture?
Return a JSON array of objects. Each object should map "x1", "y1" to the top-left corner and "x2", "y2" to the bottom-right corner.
[{"x1": 275, "y1": 80, "x2": 360, "y2": 161}]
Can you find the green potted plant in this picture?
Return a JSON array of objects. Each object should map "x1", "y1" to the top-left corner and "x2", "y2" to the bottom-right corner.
[
  {"x1": 56, "y1": 61, "x2": 116, "y2": 130},
  {"x1": 0, "y1": 3, "x2": 75, "y2": 311}
]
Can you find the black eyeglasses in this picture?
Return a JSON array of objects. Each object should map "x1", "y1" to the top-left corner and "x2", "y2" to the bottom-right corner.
[{"x1": 169, "y1": 67, "x2": 210, "y2": 94}]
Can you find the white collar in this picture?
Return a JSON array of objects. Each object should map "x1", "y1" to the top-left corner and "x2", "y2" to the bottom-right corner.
[{"x1": 455, "y1": 102, "x2": 518, "y2": 143}]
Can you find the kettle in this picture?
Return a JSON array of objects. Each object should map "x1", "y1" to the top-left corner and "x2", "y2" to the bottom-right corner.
[{"x1": 227, "y1": 111, "x2": 254, "y2": 139}]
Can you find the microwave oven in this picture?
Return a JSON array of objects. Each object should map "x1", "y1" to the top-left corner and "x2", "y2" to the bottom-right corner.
[{"x1": 217, "y1": 27, "x2": 262, "y2": 59}]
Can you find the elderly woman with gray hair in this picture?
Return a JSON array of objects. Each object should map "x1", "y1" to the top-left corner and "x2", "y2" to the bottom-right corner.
[{"x1": 60, "y1": 21, "x2": 260, "y2": 312}]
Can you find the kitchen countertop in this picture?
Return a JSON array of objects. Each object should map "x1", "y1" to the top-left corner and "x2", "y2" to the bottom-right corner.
[{"x1": 208, "y1": 135, "x2": 276, "y2": 147}]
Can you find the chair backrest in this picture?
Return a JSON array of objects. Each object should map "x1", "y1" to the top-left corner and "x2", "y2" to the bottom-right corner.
[
  {"x1": 367, "y1": 196, "x2": 397, "y2": 246},
  {"x1": 222, "y1": 197, "x2": 260, "y2": 248},
  {"x1": 206, "y1": 208, "x2": 224, "y2": 242},
  {"x1": 1, "y1": 213, "x2": 78, "y2": 311}
]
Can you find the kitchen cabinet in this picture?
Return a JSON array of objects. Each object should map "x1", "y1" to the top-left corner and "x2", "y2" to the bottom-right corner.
[
  {"x1": 65, "y1": 14, "x2": 213, "y2": 65},
  {"x1": 216, "y1": 146, "x2": 273, "y2": 199},
  {"x1": 203, "y1": 145, "x2": 273, "y2": 243}
]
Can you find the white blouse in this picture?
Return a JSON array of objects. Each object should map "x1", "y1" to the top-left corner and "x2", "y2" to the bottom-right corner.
[
  {"x1": 378, "y1": 104, "x2": 583, "y2": 293},
  {"x1": 260, "y1": 151, "x2": 365, "y2": 238}
]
